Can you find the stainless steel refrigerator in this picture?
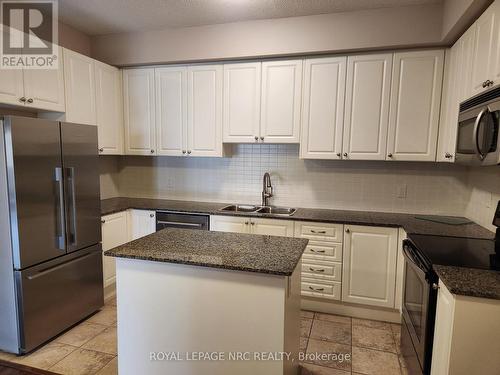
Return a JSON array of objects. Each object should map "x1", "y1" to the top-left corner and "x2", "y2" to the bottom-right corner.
[{"x1": 0, "y1": 116, "x2": 103, "y2": 354}]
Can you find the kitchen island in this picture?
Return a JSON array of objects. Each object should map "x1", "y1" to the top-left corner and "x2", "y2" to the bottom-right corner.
[{"x1": 105, "y1": 228, "x2": 308, "y2": 375}]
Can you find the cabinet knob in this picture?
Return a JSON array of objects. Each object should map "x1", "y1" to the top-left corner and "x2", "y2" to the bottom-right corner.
[
  {"x1": 150, "y1": 213, "x2": 154, "y2": 218},
  {"x1": 345, "y1": 228, "x2": 350, "y2": 233},
  {"x1": 387, "y1": 153, "x2": 393, "y2": 158},
  {"x1": 432, "y1": 283, "x2": 440, "y2": 290},
  {"x1": 260, "y1": 136, "x2": 264, "y2": 141},
  {"x1": 26, "y1": 98, "x2": 33, "y2": 103},
  {"x1": 254, "y1": 136, "x2": 259, "y2": 141},
  {"x1": 336, "y1": 153, "x2": 341, "y2": 157},
  {"x1": 150, "y1": 149, "x2": 154, "y2": 154},
  {"x1": 343, "y1": 153, "x2": 348, "y2": 158},
  {"x1": 187, "y1": 150, "x2": 191, "y2": 154},
  {"x1": 245, "y1": 221, "x2": 249, "y2": 225},
  {"x1": 19, "y1": 97, "x2": 26, "y2": 103},
  {"x1": 101, "y1": 219, "x2": 106, "y2": 224},
  {"x1": 250, "y1": 221, "x2": 255, "y2": 225},
  {"x1": 445, "y1": 152, "x2": 453, "y2": 159},
  {"x1": 182, "y1": 150, "x2": 186, "y2": 154},
  {"x1": 98, "y1": 148, "x2": 104, "y2": 152}
]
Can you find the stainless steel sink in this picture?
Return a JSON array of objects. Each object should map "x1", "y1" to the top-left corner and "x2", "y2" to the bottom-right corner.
[
  {"x1": 255, "y1": 206, "x2": 297, "y2": 216},
  {"x1": 219, "y1": 204, "x2": 260, "y2": 213}
]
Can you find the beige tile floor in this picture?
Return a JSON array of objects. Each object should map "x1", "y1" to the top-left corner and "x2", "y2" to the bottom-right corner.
[{"x1": 0, "y1": 301, "x2": 408, "y2": 375}]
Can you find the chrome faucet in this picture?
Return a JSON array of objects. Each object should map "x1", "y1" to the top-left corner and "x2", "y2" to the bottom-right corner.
[{"x1": 262, "y1": 172, "x2": 273, "y2": 206}]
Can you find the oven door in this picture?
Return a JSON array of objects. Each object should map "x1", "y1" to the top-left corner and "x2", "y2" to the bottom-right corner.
[
  {"x1": 456, "y1": 104, "x2": 500, "y2": 165},
  {"x1": 402, "y1": 243, "x2": 431, "y2": 374}
]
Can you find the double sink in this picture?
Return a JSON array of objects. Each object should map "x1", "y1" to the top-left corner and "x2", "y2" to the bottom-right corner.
[{"x1": 219, "y1": 204, "x2": 297, "y2": 217}]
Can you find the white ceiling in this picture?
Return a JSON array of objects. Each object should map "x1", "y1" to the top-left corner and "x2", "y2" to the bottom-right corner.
[{"x1": 59, "y1": 0, "x2": 442, "y2": 36}]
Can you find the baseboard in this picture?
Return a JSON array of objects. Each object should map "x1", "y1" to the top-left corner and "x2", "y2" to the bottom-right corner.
[
  {"x1": 103, "y1": 283, "x2": 116, "y2": 303},
  {"x1": 301, "y1": 297, "x2": 402, "y2": 323}
]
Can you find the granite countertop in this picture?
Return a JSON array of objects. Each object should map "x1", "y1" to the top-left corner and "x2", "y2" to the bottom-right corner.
[
  {"x1": 434, "y1": 265, "x2": 500, "y2": 300},
  {"x1": 105, "y1": 227, "x2": 308, "y2": 276},
  {"x1": 100, "y1": 197, "x2": 495, "y2": 239}
]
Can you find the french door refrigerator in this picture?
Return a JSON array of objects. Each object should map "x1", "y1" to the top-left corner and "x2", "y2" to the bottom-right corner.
[{"x1": 0, "y1": 116, "x2": 103, "y2": 354}]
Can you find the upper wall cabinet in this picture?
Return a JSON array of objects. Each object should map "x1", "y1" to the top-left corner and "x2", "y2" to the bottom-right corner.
[
  {"x1": 260, "y1": 60, "x2": 302, "y2": 143},
  {"x1": 187, "y1": 65, "x2": 223, "y2": 156},
  {"x1": 300, "y1": 57, "x2": 346, "y2": 159},
  {"x1": 470, "y1": 1, "x2": 500, "y2": 95},
  {"x1": 123, "y1": 68, "x2": 156, "y2": 155},
  {"x1": 95, "y1": 61, "x2": 124, "y2": 155},
  {"x1": 387, "y1": 50, "x2": 444, "y2": 162},
  {"x1": 63, "y1": 48, "x2": 97, "y2": 125},
  {"x1": 223, "y1": 62, "x2": 261, "y2": 143},
  {"x1": 343, "y1": 53, "x2": 392, "y2": 160},
  {"x1": 0, "y1": 46, "x2": 65, "y2": 112},
  {"x1": 155, "y1": 66, "x2": 187, "y2": 156}
]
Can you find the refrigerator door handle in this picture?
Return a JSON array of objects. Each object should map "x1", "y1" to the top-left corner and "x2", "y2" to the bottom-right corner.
[
  {"x1": 65, "y1": 167, "x2": 77, "y2": 246},
  {"x1": 54, "y1": 167, "x2": 66, "y2": 250}
]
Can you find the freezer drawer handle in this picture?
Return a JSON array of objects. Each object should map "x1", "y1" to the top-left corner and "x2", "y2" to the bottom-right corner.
[
  {"x1": 25, "y1": 252, "x2": 96, "y2": 280},
  {"x1": 66, "y1": 167, "x2": 77, "y2": 246},
  {"x1": 157, "y1": 221, "x2": 203, "y2": 227},
  {"x1": 54, "y1": 167, "x2": 66, "y2": 250}
]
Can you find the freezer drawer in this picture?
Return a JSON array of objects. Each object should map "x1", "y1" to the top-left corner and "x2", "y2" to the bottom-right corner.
[{"x1": 14, "y1": 245, "x2": 103, "y2": 353}]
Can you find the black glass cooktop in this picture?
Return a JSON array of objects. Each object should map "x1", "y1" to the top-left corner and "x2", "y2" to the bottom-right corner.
[{"x1": 408, "y1": 234, "x2": 499, "y2": 271}]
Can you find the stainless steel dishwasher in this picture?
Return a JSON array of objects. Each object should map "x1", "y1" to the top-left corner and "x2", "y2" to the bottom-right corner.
[{"x1": 155, "y1": 211, "x2": 210, "y2": 231}]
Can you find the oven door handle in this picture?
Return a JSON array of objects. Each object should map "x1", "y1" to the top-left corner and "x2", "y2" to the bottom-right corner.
[
  {"x1": 472, "y1": 107, "x2": 488, "y2": 161},
  {"x1": 402, "y1": 244, "x2": 427, "y2": 273}
]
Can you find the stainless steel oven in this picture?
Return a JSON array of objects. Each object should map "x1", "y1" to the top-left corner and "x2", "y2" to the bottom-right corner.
[
  {"x1": 456, "y1": 85, "x2": 500, "y2": 165},
  {"x1": 401, "y1": 239, "x2": 438, "y2": 375}
]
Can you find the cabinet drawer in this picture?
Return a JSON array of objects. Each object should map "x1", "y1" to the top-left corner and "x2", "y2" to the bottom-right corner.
[
  {"x1": 301, "y1": 260, "x2": 342, "y2": 281},
  {"x1": 296, "y1": 222, "x2": 343, "y2": 242},
  {"x1": 301, "y1": 278, "x2": 341, "y2": 300},
  {"x1": 303, "y1": 241, "x2": 342, "y2": 261}
]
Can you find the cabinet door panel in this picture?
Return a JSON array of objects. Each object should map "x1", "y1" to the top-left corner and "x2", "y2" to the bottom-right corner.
[
  {"x1": 250, "y1": 218, "x2": 294, "y2": 237},
  {"x1": 101, "y1": 211, "x2": 129, "y2": 288},
  {"x1": 24, "y1": 47, "x2": 65, "y2": 112},
  {"x1": 128, "y1": 210, "x2": 156, "y2": 240},
  {"x1": 95, "y1": 61, "x2": 123, "y2": 155},
  {"x1": 210, "y1": 216, "x2": 249, "y2": 234},
  {"x1": 387, "y1": 50, "x2": 443, "y2": 161},
  {"x1": 261, "y1": 60, "x2": 302, "y2": 143},
  {"x1": 301, "y1": 57, "x2": 346, "y2": 159},
  {"x1": 123, "y1": 68, "x2": 156, "y2": 155},
  {"x1": 470, "y1": 6, "x2": 496, "y2": 95},
  {"x1": 187, "y1": 65, "x2": 223, "y2": 157},
  {"x1": 342, "y1": 225, "x2": 398, "y2": 308},
  {"x1": 155, "y1": 67, "x2": 187, "y2": 156},
  {"x1": 63, "y1": 49, "x2": 97, "y2": 125},
  {"x1": 223, "y1": 62, "x2": 261, "y2": 143},
  {"x1": 491, "y1": 0, "x2": 500, "y2": 85},
  {"x1": 0, "y1": 68, "x2": 24, "y2": 106},
  {"x1": 343, "y1": 53, "x2": 392, "y2": 160}
]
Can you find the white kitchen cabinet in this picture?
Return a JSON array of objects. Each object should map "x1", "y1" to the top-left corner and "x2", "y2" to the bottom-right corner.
[
  {"x1": 343, "y1": 53, "x2": 392, "y2": 160},
  {"x1": 0, "y1": 46, "x2": 65, "y2": 112},
  {"x1": 493, "y1": 0, "x2": 500, "y2": 85},
  {"x1": 128, "y1": 209, "x2": 156, "y2": 240},
  {"x1": 223, "y1": 62, "x2": 261, "y2": 143},
  {"x1": 155, "y1": 66, "x2": 187, "y2": 156},
  {"x1": 342, "y1": 225, "x2": 398, "y2": 308},
  {"x1": 470, "y1": 2, "x2": 498, "y2": 95},
  {"x1": 387, "y1": 50, "x2": 444, "y2": 161},
  {"x1": 123, "y1": 68, "x2": 156, "y2": 155},
  {"x1": 187, "y1": 64, "x2": 223, "y2": 157},
  {"x1": 63, "y1": 48, "x2": 97, "y2": 125},
  {"x1": 210, "y1": 215, "x2": 294, "y2": 236},
  {"x1": 260, "y1": 60, "x2": 302, "y2": 143},
  {"x1": 101, "y1": 211, "x2": 129, "y2": 289},
  {"x1": 95, "y1": 61, "x2": 123, "y2": 155},
  {"x1": 300, "y1": 57, "x2": 346, "y2": 159}
]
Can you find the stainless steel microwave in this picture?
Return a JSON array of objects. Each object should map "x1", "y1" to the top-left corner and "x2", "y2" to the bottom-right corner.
[{"x1": 456, "y1": 86, "x2": 500, "y2": 166}]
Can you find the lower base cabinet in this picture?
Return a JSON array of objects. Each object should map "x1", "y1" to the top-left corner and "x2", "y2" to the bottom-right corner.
[
  {"x1": 210, "y1": 215, "x2": 294, "y2": 236},
  {"x1": 342, "y1": 225, "x2": 398, "y2": 308},
  {"x1": 101, "y1": 211, "x2": 129, "y2": 289},
  {"x1": 128, "y1": 209, "x2": 156, "y2": 240}
]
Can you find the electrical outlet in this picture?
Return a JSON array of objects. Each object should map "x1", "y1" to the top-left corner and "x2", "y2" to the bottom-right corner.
[{"x1": 397, "y1": 184, "x2": 407, "y2": 199}]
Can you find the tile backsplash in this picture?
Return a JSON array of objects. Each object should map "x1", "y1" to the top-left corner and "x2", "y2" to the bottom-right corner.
[{"x1": 100, "y1": 144, "x2": 473, "y2": 216}]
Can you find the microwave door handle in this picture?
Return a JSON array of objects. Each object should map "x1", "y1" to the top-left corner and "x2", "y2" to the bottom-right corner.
[{"x1": 472, "y1": 108, "x2": 488, "y2": 161}]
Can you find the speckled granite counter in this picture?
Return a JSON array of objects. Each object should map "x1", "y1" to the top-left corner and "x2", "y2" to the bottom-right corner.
[
  {"x1": 434, "y1": 265, "x2": 500, "y2": 300},
  {"x1": 100, "y1": 197, "x2": 495, "y2": 239},
  {"x1": 105, "y1": 227, "x2": 308, "y2": 276}
]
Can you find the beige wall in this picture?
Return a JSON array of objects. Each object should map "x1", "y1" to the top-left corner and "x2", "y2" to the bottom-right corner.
[
  {"x1": 91, "y1": 4, "x2": 443, "y2": 66},
  {"x1": 441, "y1": 0, "x2": 493, "y2": 42},
  {"x1": 465, "y1": 167, "x2": 500, "y2": 232},
  {"x1": 99, "y1": 156, "x2": 120, "y2": 199},
  {"x1": 58, "y1": 22, "x2": 92, "y2": 56}
]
